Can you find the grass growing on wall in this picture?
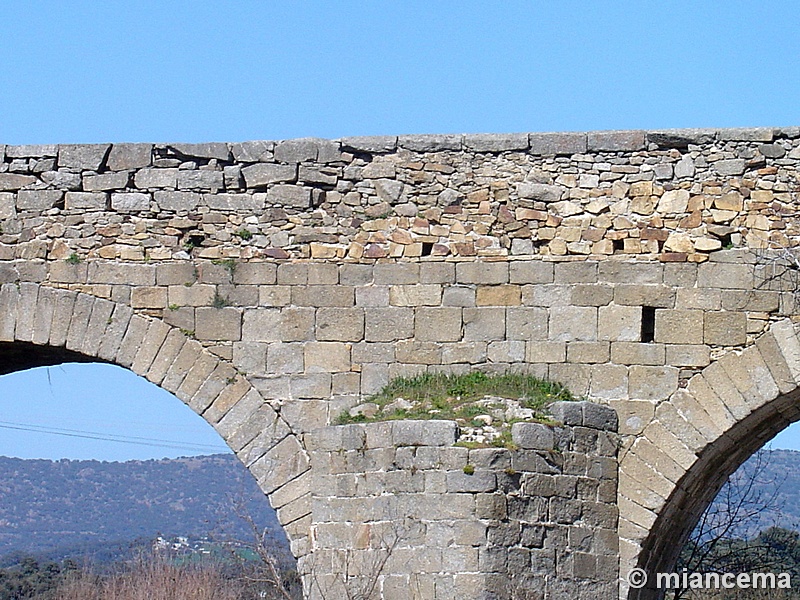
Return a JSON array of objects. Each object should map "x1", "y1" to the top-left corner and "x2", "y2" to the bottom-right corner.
[{"x1": 338, "y1": 371, "x2": 575, "y2": 425}]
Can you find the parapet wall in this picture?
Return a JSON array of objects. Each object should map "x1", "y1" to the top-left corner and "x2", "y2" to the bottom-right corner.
[
  {"x1": 1, "y1": 127, "x2": 799, "y2": 265},
  {"x1": 303, "y1": 401, "x2": 619, "y2": 600}
]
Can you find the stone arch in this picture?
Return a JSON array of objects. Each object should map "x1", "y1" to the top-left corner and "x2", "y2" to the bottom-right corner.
[
  {"x1": 0, "y1": 281, "x2": 311, "y2": 557},
  {"x1": 619, "y1": 318, "x2": 800, "y2": 599}
]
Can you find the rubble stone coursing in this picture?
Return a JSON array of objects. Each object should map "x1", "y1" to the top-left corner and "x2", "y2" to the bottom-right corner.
[
  {"x1": 5, "y1": 128, "x2": 800, "y2": 599},
  {"x1": 2, "y1": 127, "x2": 799, "y2": 264},
  {"x1": 304, "y1": 402, "x2": 619, "y2": 600}
]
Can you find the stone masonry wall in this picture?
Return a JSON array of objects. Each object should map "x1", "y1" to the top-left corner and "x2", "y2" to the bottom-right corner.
[
  {"x1": 4, "y1": 128, "x2": 800, "y2": 598},
  {"x1": 1, "y1": 127, "x2": 799, "y2": 266},
  {"x1": 303, "y1": 401, "x2": 619, "y2": 600}
]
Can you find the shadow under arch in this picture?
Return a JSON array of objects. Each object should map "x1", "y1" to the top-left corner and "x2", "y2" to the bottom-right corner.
[
  {"x1": 622, "y1": 318, "x2": 800, "y2": 600},
  {"x1": 0, "y1": 282, "x2": 310, "y2": 559}
]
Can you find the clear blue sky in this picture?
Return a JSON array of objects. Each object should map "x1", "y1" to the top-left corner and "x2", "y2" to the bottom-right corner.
[{"x1": 1, "y1": 1, "x2": 799, "y2": 460}]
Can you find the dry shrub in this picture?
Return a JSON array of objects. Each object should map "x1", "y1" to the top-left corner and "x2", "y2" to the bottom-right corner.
[{"x1": 55, "y1": 556, "x2": 244, "y2": 600}]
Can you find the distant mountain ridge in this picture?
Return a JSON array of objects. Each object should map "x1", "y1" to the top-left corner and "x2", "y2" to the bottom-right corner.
[
  {"x1": 1, "y1": 448, "x2": 799, "y2": 567},
  {"x1": 0, "y1": 454, "x2": 287, "y2": 565}
]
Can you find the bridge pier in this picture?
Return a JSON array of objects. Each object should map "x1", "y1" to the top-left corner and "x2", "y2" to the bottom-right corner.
[{"x1": 302, "y1": 401, "x2": 619, "y2": 600}]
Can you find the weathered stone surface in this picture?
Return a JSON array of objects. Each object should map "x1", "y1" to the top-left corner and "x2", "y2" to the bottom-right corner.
[
  {"x1": 58, "y1": 144, "x2": 110, "y2": 170},
  {"x1": 241, "y1": 163, "x2": 296, "y2": 187},
  {"x1": 654, "y1": 309, "x2": 703, "y2": 344},
  {"x1": 16, "y1": 190, "x2": 63, "y2": 210},
  {"x1": 703, "y1": 311, "x2": 746, "y2": 346},
  {"x1": 169, "y1": 143, "x2": 230, "y2": 161},
  {"x1": 340, "y1": 136, "x2": 397, "y2": 153},
  {"x1": 528, "y1": 132, "x2": 587, "y2": 155},
  {"x1": 0, "y1": 173, "x2": 36, "y2": 190},
  {"x1": 512, "y1": 423, "x2": 554, "y2": 449},
  {"x1": 656, "y1": 189, "x2": 689, "y2": 214},
  {"x1": 231, "y1": 140, "x2": 274, "y2": 162},
  {"x1": 646, "y1": 129, "x2": 716, "y2": 147},
  {"x1": 365, "y1": 307, "x2": 414, "y2": 342},
  {"x1": 714, "y1": 159, "x2": 746, "y2": 176},
  {"x1": 517, "y1": 182, "x2": 563, "y2": 203},
  {"x1": 6, "y1": 144, "x2": 58, "y2": 158},
  {"x1": 587, "y1": 130, "x2": 645, "y2": 152},
  {"x1": 154, "y1": 191, "x2": 201, "y2": 211},
  {"x1": 398, "y1": 134, "x2": 462, "y2": 152},
  {"x1": 266, "y1": 184, "x2": 311, "y2": 208},
  {"x1": 463, "y1": 133, "x2": 528, "y2": 152},
  {"x1": 65, "y1": 192, "x2": 107, "y2": 210},
  {"x1": 718, "y1": 127, "x2": 774, "y2": 142},
  {"x1": 83, "y1": 171, "x2": 130, "y2": 191},
  {"x1": 134, "y1": 168, "x2": 178, "y2": 189},
  {"x1": 629, "y1": 366, "x2": 679, "y2": 401},
  {"x1": 107, "y1": 143, "x2": 152, "y2": 170},
  {"x1": 0, "y1": 193, "x2": 16, "y2": 219},
  {"x1": 204, "y1": 193, "x2": 263, "y2": 211},
  {"x1": 316, "y1": 307, "x2": 364, "y2": 342},
  {"x1": 195, "y1": 307, "x2": 241, "y2": 341},
  {"x1": 111, "y1": 192, "x2": 151, "y2": 212},
  {"x1": 177, "y1": 170, "x2": 224, "y2": 190}
]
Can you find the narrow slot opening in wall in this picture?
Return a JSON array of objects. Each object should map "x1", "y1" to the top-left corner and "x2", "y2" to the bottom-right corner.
[
  {"x1": 612, "y1": 239, "x2": 624, "y2": 253},
  {"x1": 641, "y1": 306, "x2": 656, "y2": 343},
  {"x1": 421, "y1": 242, "x2": 434, "y2": 256}
]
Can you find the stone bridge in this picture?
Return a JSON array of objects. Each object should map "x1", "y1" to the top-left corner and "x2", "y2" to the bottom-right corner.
[{"x1": 2, "y1": 127, "x2": 800, "y2": 598}]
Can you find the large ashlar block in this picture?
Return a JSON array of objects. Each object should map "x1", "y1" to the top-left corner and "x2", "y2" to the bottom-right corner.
[
  {"x1": 598, "y1": 305, "x2": 641, "y2": 341},
  {"x1": 463, "y1": 307, "x2": 506, "y2": 341},
  {"x1": 609, "y1": 399, "x2": 655, "y2": 435},
  {"x1": 389, "y1": 285, "x2": 442, "y2": 306},
  {"x1": 278, "y1": 307, "x2": 315, "y2": 341},
  {"x1": 455, "y1": 262, "x2": 508, "y2": 285},
  {"x1": 703, "y1": 311, "x2": 746, "y2": 346},
  {"x1": 476, "y1": 285, "x2": 521, "y2": 306},
  {"x1": 548, "y1": 306, "x2": 597, "y2": 342},
  {"x1": 195, "y1": 307, "x2": 241, "y2": 341},
  {"x1": 506, "y1": 307, "x2": 548, "y2": 341},
  {"x1": 364, "y1": 307, "x2": 414, "y2": 342},
  {"x1": 415, "y1": 307, "x2": 463, "y2": 342},
  {"x1": 589, "y1": 364, "x2": 628, "y2": 400},
  {"x1": 304, "y1": 342, "x2": 351, "y2": 373},
  {"x1": 316, "y1": 307, "x2": 364, "y2": 342},
  {"x1": 131, "y1": 286, "x2": 167, "y2": 309},
  {"x1": 628, "y1": 366, "x2": 678, "y2": 401},
  {"x1": 611, "y1": 342, "x2": 665, "y2": 366},
  {"x1": 654, "y1": 309, "x2": 703, "y2": 344}
]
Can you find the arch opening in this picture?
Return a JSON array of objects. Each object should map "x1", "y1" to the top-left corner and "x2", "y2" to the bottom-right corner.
[
  {"x1": 629, "y1": 387, "x2": 800, "y2": 600},
  {"x1": 0, "y1": 353, "x2": 301, "y2": 597},
  {"x1": 0, "y1": 341, "x2": 104, "y2": 376}
]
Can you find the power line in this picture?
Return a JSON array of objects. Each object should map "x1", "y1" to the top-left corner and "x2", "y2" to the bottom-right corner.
[{"x1": 0, "y1": 420, "x2": 229, "y2": 453}]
